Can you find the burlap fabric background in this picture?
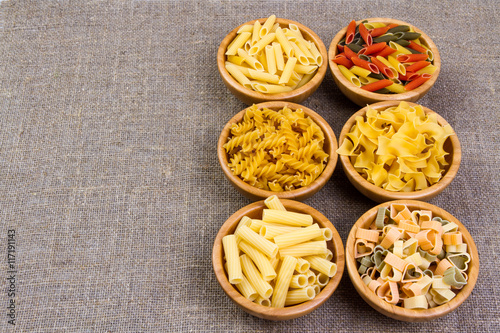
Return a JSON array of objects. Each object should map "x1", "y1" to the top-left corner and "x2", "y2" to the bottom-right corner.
[{"x1": 0, "y1": 0, "x2": 498, "y2": 331}]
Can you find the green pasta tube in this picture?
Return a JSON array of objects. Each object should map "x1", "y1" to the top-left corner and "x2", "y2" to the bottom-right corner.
[
  {"x1": 346, "y1": 43, "x2": 363, "y2": 53},
  {"x1": 388, "y1": 25, "x2": 410, "y2": 33},
  {"x1": 373, "y1": 33, "x2": 398, "y2": 43},
  {"x1": 399, "y1": 32, "x2": 422, "y2": 40}
]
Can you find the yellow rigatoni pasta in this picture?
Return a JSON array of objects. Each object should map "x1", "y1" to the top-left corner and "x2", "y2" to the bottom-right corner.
[
  {"x1": 289, "y1": 274, "x2": 308, "y2": 288},
  {"x1": 278, "y1": 240, "x2": 328, "y2": 258},
  {"x1": 238, "y1": 240, "x2": 277, "y2": 281},
  {"x1": 304, "y1": 255, "x2": 337, "y2": 277},
  {"x1": 236, "y1": 225, "x2": 278, "y2": 258},
  {"x1": 240, "y1": 254, "x2": 273, "y2": 299},
  {"x1": 222, "y1": 235, "x2": 243, "y2": 284},
  {"x1": 284, "y1": 286, "x2": 315, "y2": 306},
  {"x1": 262, "y1": 209, "x2": 313, "y2": 226},
  {"x1": 264, "y1": 195, "x2": 286, "y2": 211},
  {"x1": 271, "y1": 255, "x2": 297, "y2": 308},
  {"x1": 273, "y1": 224, "x2": 322, "y2": 249}
]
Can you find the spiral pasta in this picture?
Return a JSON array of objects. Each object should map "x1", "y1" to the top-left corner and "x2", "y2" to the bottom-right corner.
[{"x1": 223, "y1": 104, "x2": 329, "y2": 191}]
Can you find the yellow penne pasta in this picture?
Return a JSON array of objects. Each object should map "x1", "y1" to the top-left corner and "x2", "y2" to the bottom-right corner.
[
  {"x1": 225, "y1": 63, "x2": 252, "y2": 89},
  {"x1": 265, "y1": 45, "x2": 277, "y2": 75},
  {"x1": 275, "y1": 27, "x2": 294, "y2": 58},
  {"x1": 259, "y1": 14, "x2": 276, "y2": 38},
  {"x1": 338, "y1": 65, "x2": 361, "y2": 87},
  {"x1": 349, "y1": 65, "x2": 372, "y2": 78},
  {"x1": 237, "y1": 49, "x2": 264, "y2": 71},
  {"x1": 272, "y1": 42, "x2": 285, "y2": 71},
  {"x1": 226, "y1": 32, "x2": 252, "y2": 56},
  {"x1": 249, "y1": 32, "x2": 276, "y2": 56},
  {"x1": 278, "y1": 56, "x2": 297, "y2": 84}
]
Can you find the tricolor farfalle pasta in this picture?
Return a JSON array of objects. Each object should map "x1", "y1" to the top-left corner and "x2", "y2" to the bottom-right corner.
[
  {"x1": 221, "y1": 196, "x2": 337, "y2": 308},
  {"x1": 355, "y1": 203, "x2": 472, "y2": 309}
]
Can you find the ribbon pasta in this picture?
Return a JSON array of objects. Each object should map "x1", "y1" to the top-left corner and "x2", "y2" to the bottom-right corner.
[
  {"x1": 356, "y1": 203, "x2": 472, "y2": 309},
  {"x1": 337, "y1": 101, "x2": 454, "y2": 192}
]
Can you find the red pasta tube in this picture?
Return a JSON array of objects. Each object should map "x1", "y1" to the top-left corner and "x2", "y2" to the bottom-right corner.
[
  {"x1": 369, "y1": 25, "x2": 391, "y2": 37},
  {"x1": 359, "y1": 42, "x2": 387, "y2": 55},
  {"x1": 398, "y1": 72, "x2": 420, "y2": 81},
  {"x1": 332, "y1": 54, "x2": 354, "y2": 68},
  {"x1": 343, "y1": 45, "x2": 358, "y2": 60},
  {"x1": 345, "y1": 20, "x2": 357, "y2": 44},
  {"x1": 337, "y1": 44, "x2": 344, "y2": 52},
  {"x1": 404, "y1": 73, "x2": 432, "y2": 90},
  {"x1": 351, "y1": 56, "x2": 380, "y2": 74},
  {"x1": 397, "y1": 54, "x2": 429, "y2": 63},
  {"x1": 361, "y1": 79, "x2": 393, "y2": 92},
  {"x1": 370, "y1": 56, "x2": 396, "y2": 78},
  {"x1": 404, "y1": 61, "x2": 431, "y2": 73},
  {"x1": 372, "y1": 45, "x2": 397, "y2": 58},
  {"x1": 358, "y1": 23, "x2": 373, "y2": 45},
  {"x1": 407, "y1": 40, "x2": 428, "y2": 53}
]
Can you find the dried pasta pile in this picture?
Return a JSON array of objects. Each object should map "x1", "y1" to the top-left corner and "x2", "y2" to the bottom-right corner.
[
  {"x1": 224, "y1": 104, "x2": 329, "y2": 191},
  {"x1": 223, "y1": 196, "x2": 336, "y2": 307},
  {"x1": 225, "y1": 15, "x2": 322, "y2": 94},
  {"x1": 337, "y1": 101, "x2": 454, "y2": 192},
  {"x1": 355, "y1": 203, "x2": 470, "y2": 309}
]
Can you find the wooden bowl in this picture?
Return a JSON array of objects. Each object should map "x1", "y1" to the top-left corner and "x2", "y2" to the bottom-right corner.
[
  {"x1": 328, "y1": 18, "x2": 441, "y2": 106},
  {"x1": 212, "y1": 199, "x2": 345, "y2": 320},
  {"x1": 346, "y1": 200, "x2": 479, "y2": 321},
  {"x1": 218, "y1": 17, "x2": 328, "y2": 105},
  {"x1": 338, "y1": 101, "x2": 461, "y2": 203},
  {"x1": 218, "y1": 101, "x2": 338, "y2": 201}
]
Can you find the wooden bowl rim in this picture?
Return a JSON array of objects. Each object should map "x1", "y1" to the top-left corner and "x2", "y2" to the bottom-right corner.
[
  {"x1": 338, "y1": 101, "x2": 461, "y2": 202},
  {"x1": 328, "y1": 17, "x2": 441, "y2": 102},
  {"x1": 212, "y1": 199, "x2": 345, "y2": 320},
  {"x1": 218, "y1": 17, "x2": 328, "y2": 104},
  {"x1": 345, "y1": 200, "x2": 479, "y2": 321},
  {"x1": 218, "y1": 101, "x2": 338, "y2": 201}
]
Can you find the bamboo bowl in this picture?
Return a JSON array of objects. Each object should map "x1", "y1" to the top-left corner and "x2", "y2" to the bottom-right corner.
[
  {"x1": 328, "y1": 18, "x2": 440, "y2": 106},
  {"x1": 218, "y1": 101, "x2": 338, "y2": 201},
  {"x1": 338, "y1": 101, "x2": 461, "y2": 203},
  {"x1": 218, "y1": 17, "x2": 328, "y2": 105},
  {"x1": 212, "y1": 199, "x2": 345, "y2": 320},
  {"x1": 346, "y1": 200, "x2": 479, "y2": 321}
]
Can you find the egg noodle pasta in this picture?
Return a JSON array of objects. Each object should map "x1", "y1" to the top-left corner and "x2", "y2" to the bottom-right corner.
[
  {"x1": 355, "y1": 203, "x2": 473, "y2": 309},
  {"x1": 222, "y1": 196, "x2": 337, "y2": 308},
  {"x1": 337, "y1": 101, "x2": 455, "y2": 192},
  {"x1": 225, "y1": 15, "x2": 321, "y2": 93}
]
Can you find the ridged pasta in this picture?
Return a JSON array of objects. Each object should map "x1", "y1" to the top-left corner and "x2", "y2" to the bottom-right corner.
[{"x1": 224, "y1": 104, "x2": 329, "y2": 191}]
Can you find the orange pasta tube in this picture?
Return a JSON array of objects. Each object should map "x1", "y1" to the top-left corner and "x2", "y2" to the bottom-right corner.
[
  {"x1": 405, "y1": 61, "x2": 431, "y2": 73},
  {"x1": 332, "y1": 54, "x2": 354, "y2": 68},
  {"x1": 351, "y1": 56, "x2": 379, "y2": 74},
  {"x1": 369, "y1": 25, "x2": 391, "y2": 37},
  {"x1": 404, "y1": 73, "x2": 431, "y2": 91},
  {"x1": 370, "y1": 56, "x2": 396, "y2": 78},
  {"x1": 358, "y1": 22, "x2": 373, "y2": 45},
  {"x1": 361, "y1": 79, "x2": 393, "y2": 92},
  {"x1": 397, "y1": 53, "x2": 429, "y2": 63},
  {"x1": 359, "y1": 42, "x2": 386, "y2": 55},
  {"x1": 345, "y1": 20, "x2": 357, "y2": 44},
  {"x1": 372, "y1": 45, "x2": 397, "y2": 58},
  {"x1": 407, "y1": 40, "x2": 428, "y2": 53}
]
